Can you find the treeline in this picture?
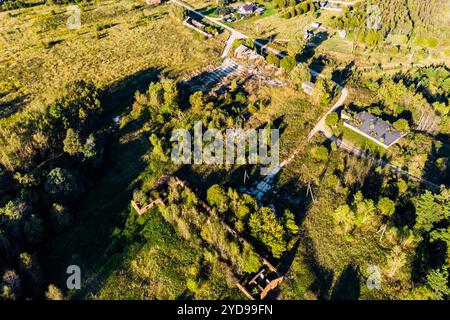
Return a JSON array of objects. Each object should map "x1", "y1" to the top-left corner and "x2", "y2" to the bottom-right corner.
[
  {"x1": 329, "y1": 0, "x2": 443, "y2": 47},
  {"x1": 400, "y1": 66, "x2": 450, "y2": 107},
  {"x1": 0, "y1": 81, "x2": 101, "y2": 171},
  {"x1": 0, "y1": 0, "x2": 27, "y2": 11},
  {"x1": 275, "y1": 0, "x2": 318, "y2": 19},
  {"x1": 352, "y1": 66, "x2": 449, "y2": 135}
]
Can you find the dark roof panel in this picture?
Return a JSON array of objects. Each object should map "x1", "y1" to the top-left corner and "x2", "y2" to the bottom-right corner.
[{"x1": 345, "y1": 111, "x2": 403, "y2": 147}]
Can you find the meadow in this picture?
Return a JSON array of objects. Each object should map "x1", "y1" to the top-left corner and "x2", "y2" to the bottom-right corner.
[{"x1": 0, "y1": 0, "x2": 224, "y2": 115}]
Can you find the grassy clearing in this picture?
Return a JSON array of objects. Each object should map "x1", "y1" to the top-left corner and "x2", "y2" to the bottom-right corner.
[
  {"x1": 234, "y1": 8, "x2": 313, "y2": 40},
  {"x1": 0, "y1": 1, "x2": 223, "y2": 113},
  {"x1": 278, "y1": 246, "x2": 317, "y2": 300},
  {"x1": 247, "y1": 85, "x2": 329, "y2": 160},
  {"x1": 95, "y1": 208, "x2": 242, "y2": 299}
]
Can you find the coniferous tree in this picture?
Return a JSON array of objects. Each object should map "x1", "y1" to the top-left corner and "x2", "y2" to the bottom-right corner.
[
  {"x1": 426, "y1": 268, "x2": 450, "y2": 299},
  {"x1": 414, "y1": 191, "x2": 443, "y2": 232},
  {"x1": 249, "y1": 207, "x2": 287, "y2": 258}
]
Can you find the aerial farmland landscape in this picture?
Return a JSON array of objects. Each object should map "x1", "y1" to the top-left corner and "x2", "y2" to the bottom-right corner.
[{"x1": 0, "y1": 0, "x2": 449, "y2": 307}]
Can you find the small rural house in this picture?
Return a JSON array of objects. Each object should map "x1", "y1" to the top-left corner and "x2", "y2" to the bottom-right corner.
[
  {"x1": 343, "y1": 111, "x2": 406, "y2": 148},
  {"x1": 238, "y1": 3, "x2": 256, "y2": 15}
]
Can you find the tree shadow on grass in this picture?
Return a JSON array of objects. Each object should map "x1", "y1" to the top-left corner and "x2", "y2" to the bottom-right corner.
[
  {"x1": 359, "y1": 164, "x2": 384, "y2": 200},
  {"x1": 175, "y1": 165, "x2": 232, "y2": 198},
  {"x1": 0, "y1": 94, "x2": 30, "y2": 119},
  {"x1": 277, "y1": 237, "x2": 301, "y2": 276},
  {"x1": 300, "y1": 235, "x2": 334, "y2": 300},
  {"x1": 330, "y1": 263, "x2": 361, "y2": 300},
  {"x1": 307, "y1": 54, "x2": 329, "y2": 76},
  {"x1": 331, "y1": 61, "x2": 355, "y2": 86},
  {"x1": 411, "y1": 237, "x2": 448, "y2": 284},
  {"x1": 273, "y1": 176, "x2": 312, "y2": 221},
  {"x1": 100, "y1": 67, "x2": 162, "y2": 118},
  {"x1": 36, "y1": 68, "x2": 162, "y2": 298},
  {"x1": 422, "y1": 141, "x2": 446, "y2": 186},
  {"x1": 38, "y1": 133, "x2": 150, "y2": 298},
  {"x1": 299, "y1": 32, "x2": 329, "y2": 64},
  {"x1": 254, "y1": 33, "x2": 279, "y2": 51}
]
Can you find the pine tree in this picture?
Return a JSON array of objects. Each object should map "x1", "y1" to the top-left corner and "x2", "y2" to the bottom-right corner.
[
  {"x1": 206, "y1": 184, "x2": 228, "y2": 213},
  {"x1": 189, "y1": 91, "x2": 206, "y2": 115},
  {"x1": 63, "y1": 128, "x2": 82, "y2": 156},
  {"x1": 332, "y1": 204, "x2": 356, "y2": 235},
  {"x1": 426, "y1": 268, "x2": 450, "y2": 299},
  {"x1": 377, "y1": 197, "x2": 396, "y2": 218},
  {"x1": 148, "y1": 81, "x2": 164, "y2": 112},
  {"x1": 414, "y1": 191, "x2": 443, "y2": 232},
  {"x1": 249, "y1": 207, "x2": 287, "y2": 258},
  {"x1": 283, "y1": 209, "x2": 299, "y2": 236}
]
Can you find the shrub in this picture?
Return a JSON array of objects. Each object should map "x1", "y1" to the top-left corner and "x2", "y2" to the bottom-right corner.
[
  {"x1": 280, "y1": 55, "x2": 296, "y2": 72},
  {"x1": 44, "y1": 168, "x2": 84, "y2": 203},
  {"x1": 206, "y1": 184, "x2": 227, "y2": 212},
  {"x1": 45, "y1": 285, "x2": 64, "y2": 300},
  {"x1": 311, "y1": 145, "x2": 329, "y2": 161},
  {"x1": 242, "y1": 246, "x2": 261, "y2": 273},
  {"x1": 393, "y1": 119, "x2": 410, "y2": 132},
  {"x1": 325, "y1": 112, "x2": 339, "y2": 127},
  {"x1": 266, "y1": 53, "x2": 280, "y2": 67}
]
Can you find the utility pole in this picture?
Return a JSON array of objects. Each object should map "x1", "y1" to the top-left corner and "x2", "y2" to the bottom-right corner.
[
  {"x1": 306, "y1": 181, "x2": 315, "y2": 202},
  {"x1": 244, "y1": 169, "x2": 250, "y2": 184}
]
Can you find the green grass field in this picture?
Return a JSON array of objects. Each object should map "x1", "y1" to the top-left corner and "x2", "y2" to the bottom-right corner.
[
  {"x1": 0, "y1": 1, "x2": 224, "y2": 114},
  {"x1": 341, "y1": 126, "x2": 388, "y2": 158}
]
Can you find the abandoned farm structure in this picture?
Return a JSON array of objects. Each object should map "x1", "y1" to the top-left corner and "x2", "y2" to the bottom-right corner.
[
  {"x1": 234, "y1": 44, "x2": 264, "y2": 61},
  {"x1": 131, "y1": 175, "x2": 285, "y2": 300}
]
